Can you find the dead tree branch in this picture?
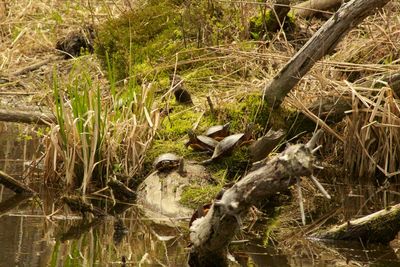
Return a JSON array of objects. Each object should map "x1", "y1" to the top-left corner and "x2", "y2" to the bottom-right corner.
[
  {"x1": 264, "y1": 0, "x2": 390, "y2": 107},
  {"x1": 189, "y1": 137, "x2": 319, "y2": 266}
]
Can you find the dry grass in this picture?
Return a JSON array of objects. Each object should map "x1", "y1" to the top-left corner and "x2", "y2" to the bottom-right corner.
[{"x1": 0, "y1": 1, "x2": 160, "y2": 190}]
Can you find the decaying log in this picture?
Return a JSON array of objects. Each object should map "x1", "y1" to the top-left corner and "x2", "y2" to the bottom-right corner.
[
  {"x1": 189, "y1": 136, "x2": 318, "y2": 266},
  {"x1": 312, "y1": 203, "x2": 400, "y2": 244},
  {"x1": 292, "y1": 0, "x2": 342, "y2": 18},
  {"x1": 0, "y1": 108, "x2": 56, "y2": 125},
  {"x1": 0, "y1": 171, "x2": 35, "y2": 195},
  {"x1": 264, "y1": 0, "x2": 390, "y2": 107}
]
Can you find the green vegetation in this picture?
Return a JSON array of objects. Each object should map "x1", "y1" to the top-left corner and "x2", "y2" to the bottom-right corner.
[{"x1": 48, "y1": 57, "x2": 157, "y2": 192}]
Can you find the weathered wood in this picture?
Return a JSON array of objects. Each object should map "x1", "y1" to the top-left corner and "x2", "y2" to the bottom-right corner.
[
  {"x1": 189, "y1": 140, "x2": 316, "y2": 266},
  {"x1": 264, "y1": 0, "x2": 390, "y2": 107},
  {"x1": 0, "y1": 171, "x2": 35, "y2": 195},
  {"x1": 292, "y1": 0, "x2": 342, "y2": 18},
  {"x1": 312, "y1": 203, "x2": 400, "y2": 244},
  {"x1": 0, "y1": 108, "x2": 55, "y2": 125}
]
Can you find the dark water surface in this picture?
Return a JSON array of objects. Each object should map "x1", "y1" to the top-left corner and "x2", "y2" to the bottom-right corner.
[{"x1": 1, "y1": 122, "x2": 400, "y2": 266}]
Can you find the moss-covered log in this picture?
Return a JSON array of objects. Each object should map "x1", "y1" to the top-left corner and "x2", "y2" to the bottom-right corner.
[
  {"x1": 264, "y1": 0, "x2": 390, "y2": 107},
  {"x1": 313, "y1": 204, "x2": 400, "y2": 244}
]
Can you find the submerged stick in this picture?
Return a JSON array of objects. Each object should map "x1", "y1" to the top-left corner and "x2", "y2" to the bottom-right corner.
[
  {"x1": 297, "y1": 176, "x2": 306, "y2": 225},
  {"x1": 310, "y1": 174, "x2": 331, "y2": 199}
]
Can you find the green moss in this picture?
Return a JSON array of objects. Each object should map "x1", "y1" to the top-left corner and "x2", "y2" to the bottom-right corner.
[
  {"x1": 249, "y1": 9, "x2": 295, "y2": 40},
  {"x1": 95, "y1": 0, "x2": 182, "y2": 81},
  {"x1": 180, "y1": 184, "x2": 223, "y2": 209},
  {"x1": 263, "y1": 211, "x2": 281, "y2": 246}
]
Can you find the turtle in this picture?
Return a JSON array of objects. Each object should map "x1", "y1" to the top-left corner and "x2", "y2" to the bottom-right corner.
[
  {"x1": 201, "y1": 123, "x2": 254, "y2": 164},
  {"x1": 205, "y1": 122, "x2": 231, "y2": 141},
  {"x1": 153, "y1": 153, "x2": 182, "y2": 172},
  {"x1": 185, "y1": 130, "x2": 219, "y2": 152}
]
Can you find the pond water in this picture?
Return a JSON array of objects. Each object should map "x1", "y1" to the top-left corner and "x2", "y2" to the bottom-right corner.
[{"x1": 1, "y1": 122, "x2": 400, "y2": 267}]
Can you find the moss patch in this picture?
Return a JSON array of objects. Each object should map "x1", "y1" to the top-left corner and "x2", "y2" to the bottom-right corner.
[{"x1": 180, "y1": 184, "x2": 223, "y2": 209}]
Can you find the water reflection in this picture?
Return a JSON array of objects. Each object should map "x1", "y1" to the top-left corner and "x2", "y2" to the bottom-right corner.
[{"x1": 1, "y1": 122, "x2": 400, "y2": 266}]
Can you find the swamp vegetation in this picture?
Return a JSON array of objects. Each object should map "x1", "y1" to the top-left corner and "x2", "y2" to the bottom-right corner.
[{"x1": 0, "y1": 0, "x2": 400, "y2": 266}]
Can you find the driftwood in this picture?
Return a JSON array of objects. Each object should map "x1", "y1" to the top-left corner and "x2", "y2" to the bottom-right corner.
[
  {"x1": 312, "y1": 203, "x2": 400, "y2": 244},
  {"x1": 188, "y1": 132, "x2": 322, "y2": 266},
  {"x1": 0, "y1": 108, "x2": 56, "y2": 125},
  {"x1": 292, "y1": 0, "x2": 342, "y2": 18},
  {"x1": 0, "y1": 171, "x2": 35, "y2": 195},
  {"x1": 264, "y1": 0, "x2": 390, "y2": 107}
]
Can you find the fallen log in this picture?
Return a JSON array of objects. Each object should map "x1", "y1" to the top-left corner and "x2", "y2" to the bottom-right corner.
[
  {"x1": 312, "y1": 203, "x2": 400, "y2": 244},
  {"x1": 264, "y1": 0, "x2": 390, "y2": 107},
  {"x1": 0, "y1": 171, "x2": 35, "y2": 195},
  {"x1": 0, "y1": 108, "x2": 56, "y2": 125},
  {"x1": 188, "y1": 131, "x2": 323, "y2": 266},
  {"x1": 291, "y1": 0, "x2": 342, "y2": 18}
]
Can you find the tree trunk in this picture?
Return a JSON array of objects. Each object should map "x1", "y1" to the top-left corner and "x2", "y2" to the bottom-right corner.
[
  {"x1": 189, "y1": 137, "x2": 319, "y2": 266},
  {"x1": 264, "y1": 0, "x2": 390, "y2": 107}
]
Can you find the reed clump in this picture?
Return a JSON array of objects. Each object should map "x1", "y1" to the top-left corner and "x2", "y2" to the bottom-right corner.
[{"x1": 44, "y1": 58, "x2": 159, "y2": 193}]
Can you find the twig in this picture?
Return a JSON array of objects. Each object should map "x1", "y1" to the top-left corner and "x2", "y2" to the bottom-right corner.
[{"x1": 206, "y1": 96, "x2": 215, "y2": 115}]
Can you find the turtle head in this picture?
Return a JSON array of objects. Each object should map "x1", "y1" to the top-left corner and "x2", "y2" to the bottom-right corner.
[
  {"x1": 223, "y1": 122, "x2": 231, "y2": 131},
  {"x1": 185, "y1": 130, "x2": 197, "y2": 147},
  {"x1": 244, "y1": 123, "x2": 255, "y2": 140}
]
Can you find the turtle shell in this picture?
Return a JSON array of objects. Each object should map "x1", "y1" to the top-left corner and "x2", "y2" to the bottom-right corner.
[
  {"x1": 186, "y1": 131, "x2": 218, "y2": 152},
  {"x1": 211, "y1": 133, "x2": 244, "y2": 160},
  {"x1": 205, "y1": 123, "x2": 230, "y2": 140},
  {"x1": 153, "y1": 153, "x2": 181, "y2": 171}
]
